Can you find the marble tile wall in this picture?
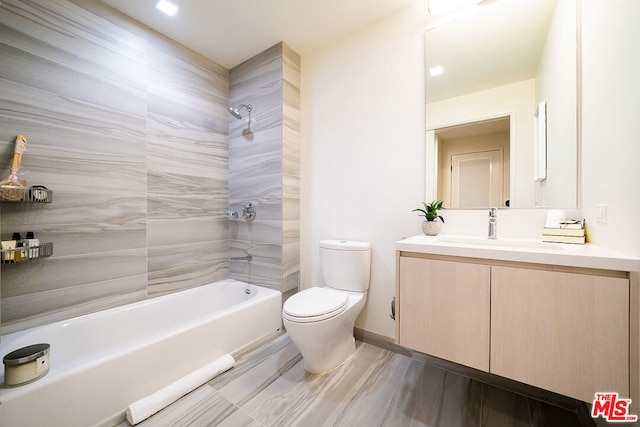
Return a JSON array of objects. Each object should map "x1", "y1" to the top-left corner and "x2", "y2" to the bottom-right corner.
[
  {"x1": 228, "y1": 42, "x2": 300, "y2": 292},
  {"x1": 0, "y1": 0, "x2": 229, "y2": 333},
  {"x1": 146, "y1": 30, "x2": 229, "y2": 297},
  {"x1": 282, "y1": 43, "x2": 301, "y2": 293}
]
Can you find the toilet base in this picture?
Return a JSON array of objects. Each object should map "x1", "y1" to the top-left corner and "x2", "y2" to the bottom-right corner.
[
  {"x1": 302, "y1": 337, "x2": 356, "y2": 374},
  {"x1": 283, "y1": 315, "x2": 359, "y2": 374},
  {"x1": 282, "y1": 288, "x2": 367, "y2": 375}
]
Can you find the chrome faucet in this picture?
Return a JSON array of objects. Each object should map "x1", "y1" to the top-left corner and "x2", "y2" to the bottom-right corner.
[{"x1": 488, "y1": 207, "x2": 498, "y2": 239}]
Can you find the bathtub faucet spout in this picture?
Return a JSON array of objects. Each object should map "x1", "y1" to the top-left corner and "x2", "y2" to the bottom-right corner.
[{"x1": 230, "y1": 255, "x2": 253, "y2": 262}]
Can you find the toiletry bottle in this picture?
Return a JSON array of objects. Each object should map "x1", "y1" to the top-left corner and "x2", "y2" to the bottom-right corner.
[
  {"x1": 1, "y1": 240, "x2": 15, "y2": 262},
  {"x1": 2, "y1": 234, "x2": 18, "y2": 262},
  {"x1": 23, "y1": 232, "x2": 39, "y2": 259},
  {"x1": 13, "y1": 232, "x2": 27, "y2": 262}
]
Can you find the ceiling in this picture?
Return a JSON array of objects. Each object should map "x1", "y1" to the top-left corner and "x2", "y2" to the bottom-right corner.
[
  {"x1": 100, "y1": 0, "x2": 420, "y2": 69},
  {"x1": 425, "y1": 0, "x2": 558, "y2": 103},
  {"x1": 100, "y1": 0, "x2": 562, "y2": 107}
]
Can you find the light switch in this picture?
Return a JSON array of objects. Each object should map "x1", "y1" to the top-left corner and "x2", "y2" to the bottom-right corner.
[{"x1": 595, "y1": 204, "x2": 607, "y2": 223}]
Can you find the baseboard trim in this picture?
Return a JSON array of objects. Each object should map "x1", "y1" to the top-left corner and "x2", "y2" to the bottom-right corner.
[{"x1": 354, "y1": 327, "x2": 412, "y2": 357}]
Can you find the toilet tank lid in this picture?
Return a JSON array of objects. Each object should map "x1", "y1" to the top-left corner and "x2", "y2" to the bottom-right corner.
[{"x1": 320, "y1": 240, "x2": 371, "y2": 251}]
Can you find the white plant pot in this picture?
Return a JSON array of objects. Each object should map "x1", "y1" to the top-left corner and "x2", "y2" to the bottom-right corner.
[{"x1": 422, "y1": 220, "x2": 442, "y2": 236}]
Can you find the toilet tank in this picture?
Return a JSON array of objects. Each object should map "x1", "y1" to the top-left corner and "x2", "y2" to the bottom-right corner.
[{"x1": 320, "y1": 240, "x2": 371, "y2": 292}]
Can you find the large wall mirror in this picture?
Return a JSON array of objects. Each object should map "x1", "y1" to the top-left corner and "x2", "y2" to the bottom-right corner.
[{"x1": 425, "y1": 0, "x2": 579, "y2": 209}]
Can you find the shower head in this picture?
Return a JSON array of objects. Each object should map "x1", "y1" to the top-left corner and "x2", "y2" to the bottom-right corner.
[{"x1": 228, "y1": 103, "x2": 252, "y2": 120}]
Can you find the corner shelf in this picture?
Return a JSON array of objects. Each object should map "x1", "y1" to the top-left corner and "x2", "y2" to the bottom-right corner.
[{"x1": 0, "y1": 186, "x2": 52, "y2": 203}]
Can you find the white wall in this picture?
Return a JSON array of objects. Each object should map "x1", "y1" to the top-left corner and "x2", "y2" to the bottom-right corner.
[
  {"x1": 301, "y1": 2, "x2": 430, "y2": 337},
  {"x1": 535, "y1": 0, "x2": 578, "y2": 208},
  {"x1": 301, "y1": 0, "x2": 640, "y2": 340},
  {"x1": 581, "y1": 0, "x2": 640, "y2": 258}
]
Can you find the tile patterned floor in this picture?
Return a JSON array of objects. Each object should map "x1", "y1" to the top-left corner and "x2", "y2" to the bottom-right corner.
[{"x1": 119, "y1": 333, "x2": 591, "y2": 426}]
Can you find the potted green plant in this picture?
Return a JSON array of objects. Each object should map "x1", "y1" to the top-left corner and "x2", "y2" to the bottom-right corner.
[{"x1": 413, "y1": 200, "x2": 445, "y2": 236}]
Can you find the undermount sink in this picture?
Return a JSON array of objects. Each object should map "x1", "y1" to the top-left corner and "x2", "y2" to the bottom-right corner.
[{"x1": 435, "y1": 236, "x2": 563, "y2": 251}]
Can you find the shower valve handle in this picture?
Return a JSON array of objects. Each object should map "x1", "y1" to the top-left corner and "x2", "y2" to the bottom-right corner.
[{"x1": 242, "y1": 202, "x2": 256, "y2": 221}]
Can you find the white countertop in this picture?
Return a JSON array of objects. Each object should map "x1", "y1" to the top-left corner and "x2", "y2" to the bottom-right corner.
[{"x1": 396, "y1": 234, "x2": 640, "y2": 272}]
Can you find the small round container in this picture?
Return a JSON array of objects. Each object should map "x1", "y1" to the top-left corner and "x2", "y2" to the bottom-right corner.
[{"x1": 3, "y1": 343, "x2": 50, "y2": 387}]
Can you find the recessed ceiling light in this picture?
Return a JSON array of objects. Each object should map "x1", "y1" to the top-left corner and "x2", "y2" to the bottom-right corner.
[
  {"x1": 156, "y1": 0, "x2": 179, "y2": 17},
  {"x1": 429, "y1": 65, "x2": 444, "y2": 77}
]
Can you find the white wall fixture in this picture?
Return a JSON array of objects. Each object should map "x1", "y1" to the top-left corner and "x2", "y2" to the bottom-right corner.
[
  {"x1": 156, "y1": 0, "x2": 178, "y2": 17},
  {"x1": 428, "y1": 65, "x2": 444, "y2": 77},
  {"x1": 595, "y1": 204, "x2": 607, "y2": 224},
  {"x1": 534, "y1": 101, "x2": 547, "y2": 182}
]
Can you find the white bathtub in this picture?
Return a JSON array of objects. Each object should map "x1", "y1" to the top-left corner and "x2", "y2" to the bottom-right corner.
[{"x1": 0, "y1": 279, "x2": 282, "y2": 427}]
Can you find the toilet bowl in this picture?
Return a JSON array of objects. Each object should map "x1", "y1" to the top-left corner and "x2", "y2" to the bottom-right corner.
[{"x1": 283, "y1": 240, "x2": 371, "y2": 374}]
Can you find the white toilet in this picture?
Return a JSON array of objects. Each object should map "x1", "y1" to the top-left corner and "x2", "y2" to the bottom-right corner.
[{"x1": 283, "y1": 239, "x2": 371, "y2": 374}]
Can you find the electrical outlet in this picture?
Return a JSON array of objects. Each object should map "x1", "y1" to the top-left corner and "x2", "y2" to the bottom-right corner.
[{"x1": 595, "y1": 204, "x2": 607, "y2": 223}]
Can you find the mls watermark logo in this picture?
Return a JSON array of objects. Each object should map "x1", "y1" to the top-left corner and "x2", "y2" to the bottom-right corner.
[{"x1": 592, "y1": 392, "x2": 638, "y2": 422}]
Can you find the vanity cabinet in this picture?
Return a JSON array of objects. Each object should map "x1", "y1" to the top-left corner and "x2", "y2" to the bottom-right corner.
[
  {"x1": 396, "y1": 252, "x2": 631, "y2": 403},
  {"x1": 397, "y1": 256, "x2": 490, "y2": 371},
  {"x1": 491, "y1": 266, "x2": 629, "y2": 403}
]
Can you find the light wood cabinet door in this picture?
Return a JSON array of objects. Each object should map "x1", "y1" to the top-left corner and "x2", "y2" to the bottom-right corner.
[
  {"x1": 398, "y1": 256, "x2": 490, "y2": 371},
  {"x1": 491, "y1": 266, "x2": 629, "y2": 402}
]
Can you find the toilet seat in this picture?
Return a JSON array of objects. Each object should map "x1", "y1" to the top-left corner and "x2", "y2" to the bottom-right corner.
[{"x1": 283, "y1": 287, "x2": 349, "y2": 323}]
